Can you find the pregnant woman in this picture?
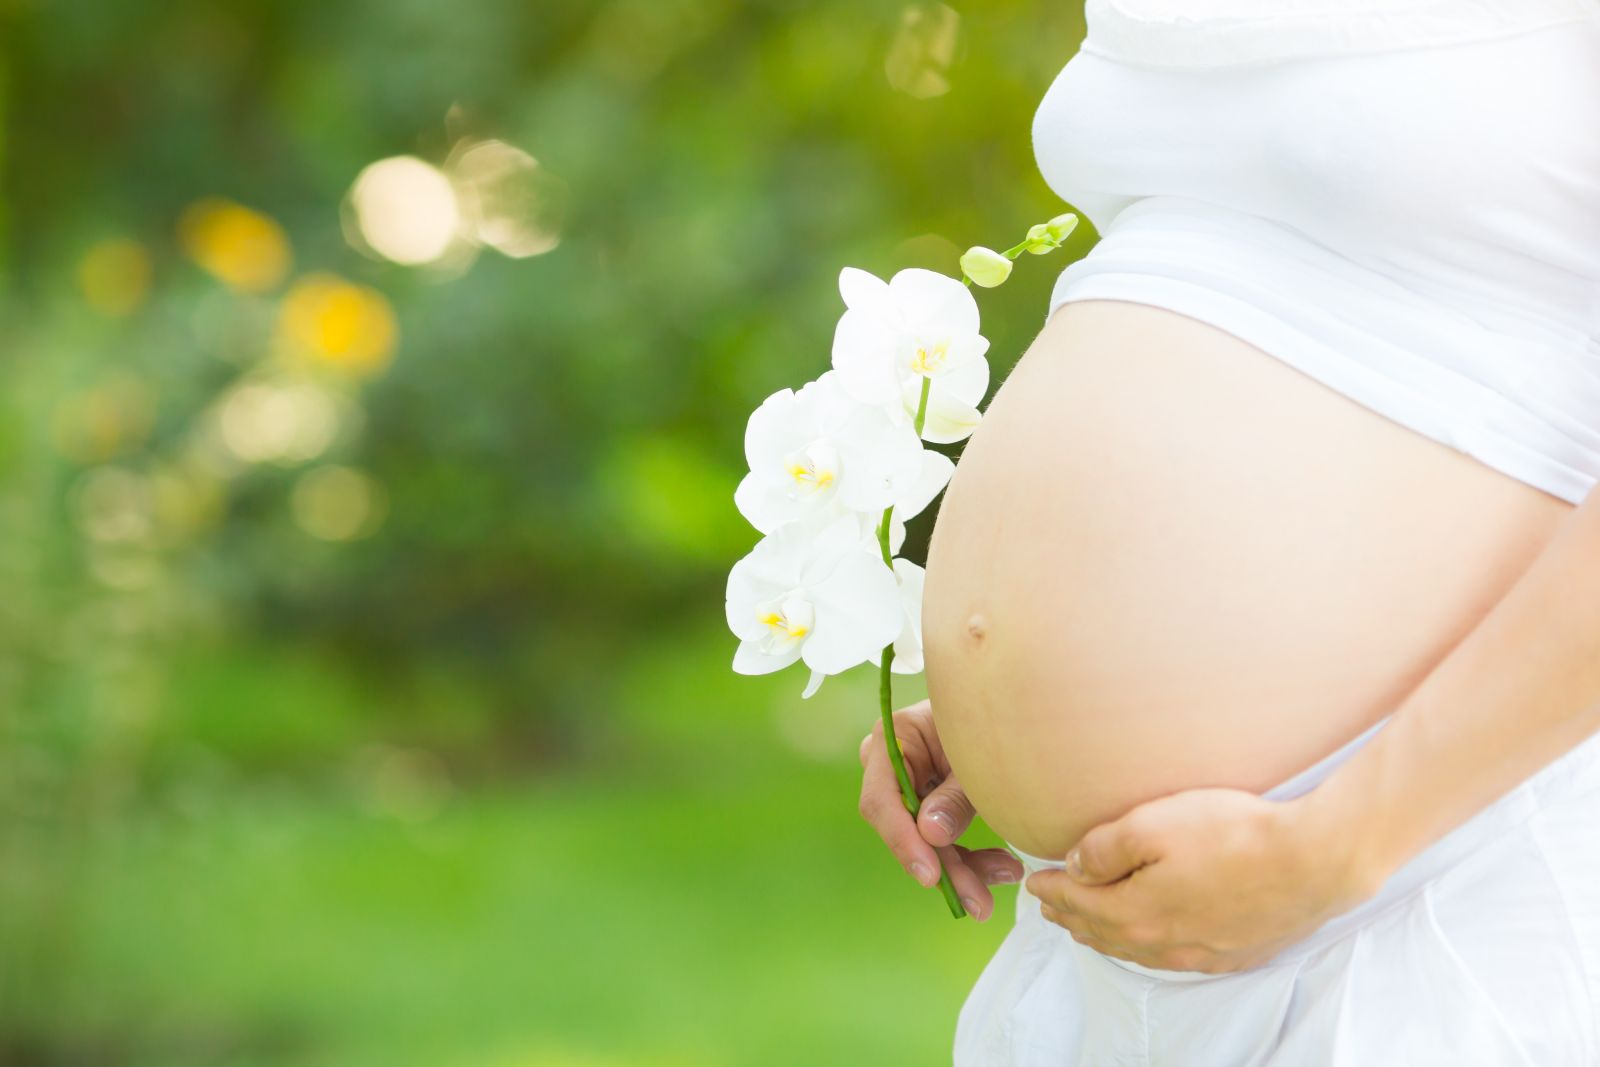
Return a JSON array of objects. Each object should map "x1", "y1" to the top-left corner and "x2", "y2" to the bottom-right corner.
[{"x1": 855, "y1": 1, "x2": 1600, "y2": 1063}]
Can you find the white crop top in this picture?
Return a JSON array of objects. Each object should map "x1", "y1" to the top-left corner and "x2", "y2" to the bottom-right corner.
[{"x1": 1034, "y1": 0, "x2": 1600, "y2": 504}]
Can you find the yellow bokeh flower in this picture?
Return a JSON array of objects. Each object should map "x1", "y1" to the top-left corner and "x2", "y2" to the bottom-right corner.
[
  {"x1": 277, "y1": 272, "x2": 398, "y2": 377},
  {"x1": 178, "y1": 197, "x2": 292, "y2": 293}
]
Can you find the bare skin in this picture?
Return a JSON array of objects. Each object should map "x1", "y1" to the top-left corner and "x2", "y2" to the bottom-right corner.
[
  {"x1": 858, "y1": 297, "x2": 1575, "y2": 926},
  {"x1": 1023, "y1": 473, "x2": 1600, "y2": 972}
]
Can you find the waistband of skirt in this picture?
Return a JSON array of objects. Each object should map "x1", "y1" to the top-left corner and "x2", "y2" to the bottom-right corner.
[{"x1": 1011, "y1": 717, "x2": 1600, "y2": 984}]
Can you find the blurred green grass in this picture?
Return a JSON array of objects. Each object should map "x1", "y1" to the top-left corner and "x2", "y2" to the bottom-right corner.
[
  {"x1": 0, "y1": 1, "x2": 1083, "y2": 1061},
  {"x1": 19, "y1": 620, "x2": 1012, "y2": 1066}
]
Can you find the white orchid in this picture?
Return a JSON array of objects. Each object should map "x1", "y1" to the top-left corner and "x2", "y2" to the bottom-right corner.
[
  {"x1": 725, "y1": 514, "x2": 902, "y2": 699},
  {"x1": 734, "y1": 370, "x2": 953, "y2": 535},
  {"x1": 726, "y1": 216, "x2": 1078, "y2": 919},
  {"x1": 830, "y1": 266, "x2": 990, "y2": 444},
  {"x1": 889, "y1": 557, "x2": 926, "y2": 675}
]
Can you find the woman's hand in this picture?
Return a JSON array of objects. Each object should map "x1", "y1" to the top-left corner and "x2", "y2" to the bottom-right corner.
[
  {"x1": 858, "y1": 698, "x2": 1024, "y2": 921},
  {"x1": 1026, "y1": 786, "x2": 1380, "y2": 973}
]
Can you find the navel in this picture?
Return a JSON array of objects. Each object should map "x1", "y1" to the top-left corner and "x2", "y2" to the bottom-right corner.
[{"x1": 965, "y1": 612, "x2": 989, "y2": 643}]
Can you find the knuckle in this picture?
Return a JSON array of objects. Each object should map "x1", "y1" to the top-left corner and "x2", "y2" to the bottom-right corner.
[{"x1": 942, "y1": 784, "x2": 975, "y2": 816}]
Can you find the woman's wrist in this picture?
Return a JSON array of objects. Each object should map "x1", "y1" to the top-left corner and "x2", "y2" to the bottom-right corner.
[{"x1": 1274, "y1": 772, "x2": 1406, "y2": 913}]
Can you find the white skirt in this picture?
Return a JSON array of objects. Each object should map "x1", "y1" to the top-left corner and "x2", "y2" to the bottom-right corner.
[{"x1": 953, "y1": 716, "x2": 1600, "y2": 1066}]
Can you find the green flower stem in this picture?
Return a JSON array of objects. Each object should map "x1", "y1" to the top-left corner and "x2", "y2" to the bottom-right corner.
[
  {"x1": 875, "y1": 225, "x2": 1048, "y2": 915},
  {"x1": 877, "y1": 505, "x2": 966, "y2": 920}
]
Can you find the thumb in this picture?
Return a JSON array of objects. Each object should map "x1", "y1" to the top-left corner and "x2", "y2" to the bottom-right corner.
[
  {"x1": 1068, "y1": 811, "x2": 1158, "y2": 886},
  {"x1": 917, "y1": 774, "x2": 977, "y2": 847}
]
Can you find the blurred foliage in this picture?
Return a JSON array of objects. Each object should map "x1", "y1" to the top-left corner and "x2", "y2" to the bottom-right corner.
[{"x1": 0, "y1": 0, "x2": 1091, "y2": 1063}]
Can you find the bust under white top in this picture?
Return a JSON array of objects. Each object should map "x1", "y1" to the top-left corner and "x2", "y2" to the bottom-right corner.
[{"x1": 1036, "y1": 0, "x2": 1600, "y2": 503}]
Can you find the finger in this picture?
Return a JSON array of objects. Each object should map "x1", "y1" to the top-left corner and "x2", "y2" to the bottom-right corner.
[
  {"x1": 1043, "y1": 906, "x2": 1141, "y2": 964},
  {"x1": 861, "y1": 716, "x2": 943, "y2": 796},
  {"x1": 1038, "y1": 900, "x2": 1095, "y2": 940},
  {"x1": 1070, "y1": 808, "x2": 1162, "y2": 886},
  {"x1": 892, "y1": 703, "x2": 950, "y2": 797},
  {"x1": 958, "y1": 846, "x2": 1023, "y2": 887},
  {"x1": 916, "y1": 773, "x2": 977, "y2": 847},
  {"x1": 938, "y1": 844, "x2": 997, "y2": 922},
  {"x1": 893, "y1": 698, "x2": 948, "y2": 773},
  {"x1": 1025, "y1": 868, "x2": 1135, "y2": 935},
  {"x1": 859, "y1": 738, "x2": 941, "y2": 888},
  {"x1": 1038, "y1": 899, "x2": 1122, "y2": 952}
]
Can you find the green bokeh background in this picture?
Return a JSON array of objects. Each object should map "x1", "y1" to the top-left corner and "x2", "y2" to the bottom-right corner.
[{"x1": 0, "y1": 2, "x2": 1095, "y2": 1063}]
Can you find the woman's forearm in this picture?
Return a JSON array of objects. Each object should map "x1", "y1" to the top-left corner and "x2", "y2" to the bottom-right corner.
[{"x1": 1295, "y1": 482, "x2": 1600, "y2": 895}]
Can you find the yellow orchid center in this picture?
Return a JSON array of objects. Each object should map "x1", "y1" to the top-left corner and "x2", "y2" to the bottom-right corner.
[
  {"x1": 782, "y1": 441, "x2": 841, "y2": 499},
  {"x1": 758, "y1": 594, "x2": 815, "y2": 652},
  {"x1": 909, "y1": 338, "x2": 950, "y2": 377}
]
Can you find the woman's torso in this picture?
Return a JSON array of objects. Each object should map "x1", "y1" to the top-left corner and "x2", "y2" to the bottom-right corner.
[
  {"x1": 920, "y1": 9, "x2": 1598, "y2": 860},
  {"x1": 923, "y1": 299, "x2": 1571, "y2": 859}
]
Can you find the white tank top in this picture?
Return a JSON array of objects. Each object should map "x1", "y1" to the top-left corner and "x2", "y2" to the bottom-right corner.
[{"x1": 1035, "y1": 0, "x2": 1600, "y2": 504}]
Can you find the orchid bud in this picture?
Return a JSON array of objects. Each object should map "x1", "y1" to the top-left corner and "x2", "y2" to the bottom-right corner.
[
  {"x1": 1024, "y1": 222, "x2": 1055, "y2": 254},
  {"x1": 1046, "y1": 212, "x2": 1079, "y2": 242},
  {"x1": 960, "y1": 246, "x2": 1013, "y2": 288}
]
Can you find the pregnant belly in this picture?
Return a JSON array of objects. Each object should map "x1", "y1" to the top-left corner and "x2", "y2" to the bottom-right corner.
[{"x1": 921, "y1": 298, "x2": 1574, "y2": 861}]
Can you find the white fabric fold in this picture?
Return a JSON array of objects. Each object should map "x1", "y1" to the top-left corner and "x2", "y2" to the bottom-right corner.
[{"x1": 954, "y1": 722, "x2": 1600, "y2": 1065}]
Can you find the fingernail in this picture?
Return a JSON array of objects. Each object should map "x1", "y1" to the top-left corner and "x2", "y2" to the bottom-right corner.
[
  {"x1": 992, "y1": 868, "x2": 1019, "y2": 884},
  {"x1": 961, "y1": 896, "x2": 981, "y2": 918},
  {"x1": 1066, "y1": 848, "x2": 1084, "y2": 880},
  {"x1": 926, "y1": 810, "x2": 956, "y2": 839},
  {"x1": 911, "y1": 862, "x2": 935, "y2": 887}
]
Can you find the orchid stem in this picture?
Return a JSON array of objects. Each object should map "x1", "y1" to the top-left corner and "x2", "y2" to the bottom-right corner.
[{"x1": 877, "y1": 506, "x2": 965, "y2": 920}]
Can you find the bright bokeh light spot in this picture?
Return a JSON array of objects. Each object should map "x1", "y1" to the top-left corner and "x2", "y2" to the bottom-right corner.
[
  {"x1": 216, "y1": 380, "x2": 340, "y2": 465},
  {"x1": 77, "y1": 238, "x2": 152, "y2": 316},
  {"x1": 349, "y1": 156, "x2": 462, "y2": 266},
  {"x1": 73, "y1": 467, "x2": 153, "y2": 544},
  {"x1": 885, "y1": 3, "x2": 960, "y2": 98},
  {"x1": 178, "y1": 198, "x2": 292, "y2": 293},
  {"x1": 450, "y1": 139, "x2": 565, "y2": 258},
  {"x1": 277, "y1": 273, "x2": 398, "y2": 377},
  {"x1": 292, "y1": 465, "x2": 385, "y2": 542}
]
